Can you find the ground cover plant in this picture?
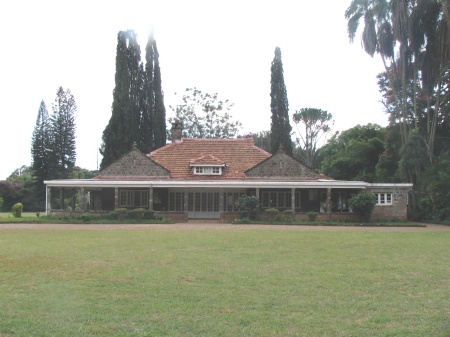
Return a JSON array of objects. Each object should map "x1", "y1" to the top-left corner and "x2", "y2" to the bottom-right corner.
[{"x1": 0, "y1": 228, "x2": 448, "y2": 336}]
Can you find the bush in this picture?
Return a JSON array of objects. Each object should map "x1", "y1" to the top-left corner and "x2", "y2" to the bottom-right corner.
[
  {"x1": 265, "y1": 208, "x2": 280, "y2": 221},
  {"x1": 11, "y1": 202, "x2": 23, "y2": 218},
  {"x1": 238, "y1": 195, "x2": 260, "y2": 220},
  {"x1": 143, "y1": 210, "x2": 155, "y2": 220},
  {"x1": 130, "y1": 208, "x2": 146, "y2": 219},
  {"x1": 112, "y1": 208, "x2": 129, "y2": 220},
  {"x1": 348, "y1": 192, "x2": 377, "y2": 223},
  {"x1": 79, "y1": 212, "x2": 94, "y2": 222},
  {"x1": 282, "y1": 209, "x2": 295, "y2": 222},
  {"x1": 307, "y1": 211, "x2": 317, "y2": 222}
]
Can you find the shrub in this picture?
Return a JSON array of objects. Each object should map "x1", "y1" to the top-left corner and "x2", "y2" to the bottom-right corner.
[
  {"x1": 11, "y1": 202, "x2": 23, "y2": 218},
  {"x1": 282, "y1": 209, "x2": 295, "y2": 222},
  {"x1": 113, "y1": 208, "x2": 129, "y2": 220},
  {"x1": 0, "y1": 195, "x2": 3, "y2": 210},
  {"x1": 130, "y1": 208, "x2": 146, "y2": 219},
  {"x1": 348, "y1": 192, "x2": 377, "y2": 222},
  {"x1": 307, "y1": 211, "x2": 317, "y2": 222},
  {"x1": 79, "y1": 212, "x2": 94, "y2": 222},
  {"x1": 265, "y1": 208, "x2": 280, "y2": 221},
  {"x1": 143, "y1": 210, "x2": 155, "y2": 220},
  {"x1": 238, "y1": 195, "x2": 260, "y2": 220}
]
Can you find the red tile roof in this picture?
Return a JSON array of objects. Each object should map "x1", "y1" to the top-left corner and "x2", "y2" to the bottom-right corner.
[
  {"x1": 149, "y1": 138, "x2": 271, "y2": 180},
  {"x1": 190, "y1": 155, "x2": 226, "y2": 166}
]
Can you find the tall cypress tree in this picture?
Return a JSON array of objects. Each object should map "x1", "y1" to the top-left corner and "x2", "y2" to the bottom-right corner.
[
  {"x1": 50, "y1": 87, "x2": 77, "y2": 179},
  {"x1": 151, "y1": 38, "x2": 166, "y2": 149},
  {"x1": 100, "y1": 30, "x2": 142, "y2": 168},
  {"x1": 31, "y1": 100, "x2": 51, "y2": 207},
  {"x1": 141, "y1": 32, "x2": 166, "y2": 153},
  {"x1": 270, "y1": 47, "x2": 293, "y2": 155}
]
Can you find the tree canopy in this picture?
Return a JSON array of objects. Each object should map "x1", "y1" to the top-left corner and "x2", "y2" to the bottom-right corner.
[{"x1": 168, "y1": 88, "x2": 242, "y2": 139}]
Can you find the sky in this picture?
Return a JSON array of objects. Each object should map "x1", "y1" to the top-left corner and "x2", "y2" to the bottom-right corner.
[{"x1": 0, "y1": 0, "x2": 387, "y2": 180}]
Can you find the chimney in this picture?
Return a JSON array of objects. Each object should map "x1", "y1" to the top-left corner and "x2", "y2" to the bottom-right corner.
[{"x1": 171, "y1": 121, "x2": 183, "y2": 143}]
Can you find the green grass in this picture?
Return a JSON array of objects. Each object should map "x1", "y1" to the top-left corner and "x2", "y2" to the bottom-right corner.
[
  {"x1": 0, "y1": 229, "x2": 449, "y2": 336},
  {"x1": 0, "y1": 212, "x2": 38, "y2": 218}
]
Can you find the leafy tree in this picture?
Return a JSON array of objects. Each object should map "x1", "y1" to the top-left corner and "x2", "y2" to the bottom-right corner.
[
  {"x1": 348, "y1": 192, "x2": 377, "y2": 222},
  {"x1": 1, "y1": 166, "x2": 37, "y2": 211},
  {"x1": 292, "y1": 108, "x2": 334, "y2": 168},
  {"x1": 168, "y1": 88, "x2": 242, "y2": 139},
  {"x1": 238, "y1": 195, "x2": 260, "y2": 220},
  {"x1": 239, "y1": 131, "x2": 271, "y2": 152},
  {"x1": 318, "y1": 124, "x2": 387, "y2": 182},
  {"x1": 0, "y1": 195, "x2": 3, "y2": 211},
  {"x1": 50, "y1": 87, "x2": 77, "y2": 179},
  {"x1": 270, "y1": 47, "x2": 293, "y2": 155},
  {"x1": 31, "y1": 100, "x2": 51, "y2": 205}
]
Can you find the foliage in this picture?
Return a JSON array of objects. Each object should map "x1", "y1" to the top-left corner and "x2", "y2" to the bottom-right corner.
[
  {"x1": 318, "y1": 124, "x2": 387, "y2": 182},
  {"x1": 168, "y1": 87, "x2": 242, "y2": 139},
  {"x1": 239, "y1": 131, "x2": 271, "y2": 152},
  {"x1": 348, "y1": 192, "x2": 377, "y2": 223},
  {"x1": 50, "y1": 87, "x2": 77, "y2": 179},
  {"x1": 345, "y1": 0, "x2": 450, "y2": 220},
  {"x1": 292, "y1": 108, "x2": 334, "y2": 169},
  {"x1": 282, "y1": 209, "x2": 295, "y2": 222},
  {"x1": 142, "y1": 31, "x2": 166, "y2": 152},
  {"x1": 11, "y1": 202, "x2": 23, "y2": 218},
  {"x1": 270, "y1": 47, "x2": 293, "y2": 155},
  {"x1": 306, "y1": 211, "x2": 318, "y2": 222},
  {"x1": 0, "y1": 195, "x2": 3, "y2": 210},
  {"x1": 31, "y1": 101, "x2": 52, "y2": 204},
  {"x1": 238, "y1": 195, "x2": 260, "y2": 219},
  {"x1": 264, "y1": 208, "x2": 280, "y2": 221},
  {"x1": 101, "y1": 30, "x2": 166, "y2": 168},
  {"x1": 129, "y1": 208, "x2": 146, "y2": 219}
]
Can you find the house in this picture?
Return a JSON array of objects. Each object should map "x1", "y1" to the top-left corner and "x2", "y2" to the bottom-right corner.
[{"x1": 44, "y1": 123, "x2": 412, "y2": 222}]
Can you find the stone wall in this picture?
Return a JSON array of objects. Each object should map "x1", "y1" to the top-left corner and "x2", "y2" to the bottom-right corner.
[
  {"x1": 246, "y1": 148, "x2": 319, "y2": 178},
  {"x1": 101, "y1": 148, "x2": 170, "y2": 177}
]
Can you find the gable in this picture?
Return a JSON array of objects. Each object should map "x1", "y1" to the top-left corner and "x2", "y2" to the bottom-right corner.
[
  {"x1": 99, "y1": 148, "x2": 170, "y2": 177},
  {"x1": 245, "y1": 149, "x2": 321, "y2": 179}
]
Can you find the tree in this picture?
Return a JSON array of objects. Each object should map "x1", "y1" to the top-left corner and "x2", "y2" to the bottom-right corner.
[
  {"x1": 31, "y1": 100, "x2": 51, "y2": 205},
  {"x1": 318, "y1": 124, "x2": 387, "y2": 182},
  {"x1": 270, "y1": 47, "x2": 293, "y2": 155},
  {"x1": 50, "y1": 87, "x2": 77, "y2": 179},
  {"x1": 146, "y1": 33, "x2": 166, "y2": 150},
  {"x1": 348, "y1": 192, "x2": 377, "y2": 222},
  {"x1": 101, "y1": 30, "x2": 142, "y2": 168},
  {"x1": 239, "y1": 131, "x2": 271, "y2": 152},
  {"x1": 168, "y1": 88, "x2": 242, "y2": 139},
  {"x1": 101, "y1": 30, "x2": 167, "y2": 167},
  {"x1": 292, "y1": 108, "x2": 334, "y2": 169}
]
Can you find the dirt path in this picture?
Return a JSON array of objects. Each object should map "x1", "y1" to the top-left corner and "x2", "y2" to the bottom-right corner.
[{"x1": 0, "y1": 223, "x2": 449, "y2": 232}]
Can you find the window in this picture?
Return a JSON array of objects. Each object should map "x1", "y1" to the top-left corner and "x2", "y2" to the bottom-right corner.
[
  {"x1": 119, "y1": 190, "x2": 148, "y2": 208},
  {"x1": 374, "y1": 193, "x2": 392, "y2": 205},
  {"x1": 192, "y1": 166, "x2": 223, "y2": 175},
  {"x1": 261, "y1": 191, "x2": 297, "y2": 209}
]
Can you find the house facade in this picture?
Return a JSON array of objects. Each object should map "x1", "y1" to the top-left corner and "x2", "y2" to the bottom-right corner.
[{"x1": 45, "y1": 126, "x2": 412, "y2": 222}]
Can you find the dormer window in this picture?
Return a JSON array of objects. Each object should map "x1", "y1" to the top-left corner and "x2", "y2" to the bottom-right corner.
[{"x1": 193, "y1": 166, "x2": 223, "y2": 175}]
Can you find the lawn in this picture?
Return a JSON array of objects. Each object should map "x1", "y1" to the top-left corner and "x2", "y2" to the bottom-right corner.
[{"x1": 0, "y1": 228, "x2": 448, "y2": 336}]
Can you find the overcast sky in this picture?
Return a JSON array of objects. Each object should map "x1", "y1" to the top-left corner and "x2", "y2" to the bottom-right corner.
[{"x1": 0, "y1": 0, "x2": 387, "y2": 180}]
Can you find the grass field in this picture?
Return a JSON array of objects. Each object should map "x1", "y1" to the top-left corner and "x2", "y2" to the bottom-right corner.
[{"x1": 0, "y1": 228, "x2": 448, "y2": 336}]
